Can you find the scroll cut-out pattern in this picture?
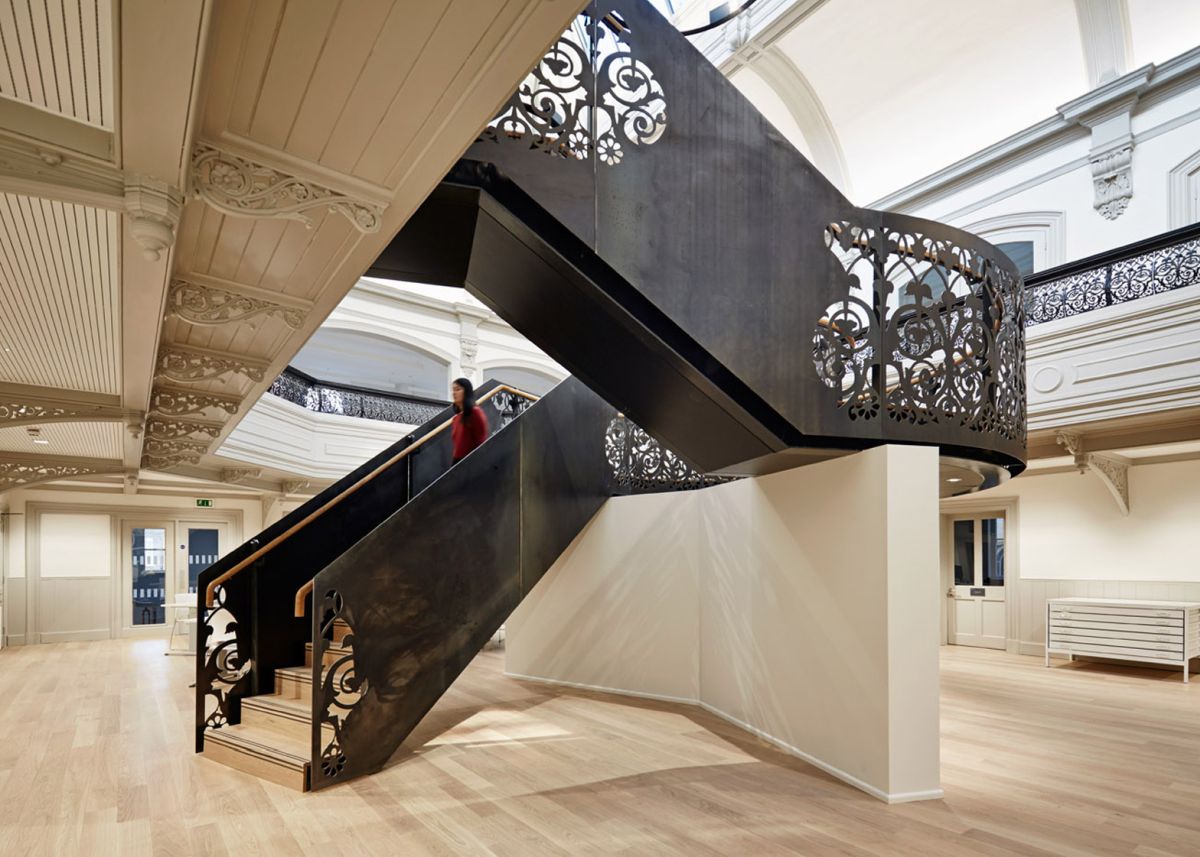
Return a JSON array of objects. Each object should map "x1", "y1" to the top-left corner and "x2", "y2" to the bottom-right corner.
[
  {"x1": 479, "y1": 12, "x2": 667, "y2": 166},
  {"x1": 199, "y1": 585, "x2": 251, "y2": 731},
  {"x1": 812, "y1": 222, "x2": 1025, "y2": 443},
  {"x1": 315, "y1": 590, "x2": 367, "y2": 781}
]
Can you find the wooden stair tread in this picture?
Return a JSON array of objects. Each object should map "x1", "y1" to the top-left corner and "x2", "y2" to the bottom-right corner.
[
  {"x1": 276, "y1": 664, "x2": 320, "y2": 684},
  {"x1": 241, "y1": 693, "x2": 311, "y2": 721},
  {"x1": 204, "y1": 723, "x2": 308, "y2": 768},
  {"x1": 305, "y1": 641, "x2": 351, "y2": 654}
]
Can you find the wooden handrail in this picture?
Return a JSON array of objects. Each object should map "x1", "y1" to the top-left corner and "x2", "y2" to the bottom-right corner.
[{"x1": 203, "y1": 384, "x2": 539, "y2": 609}]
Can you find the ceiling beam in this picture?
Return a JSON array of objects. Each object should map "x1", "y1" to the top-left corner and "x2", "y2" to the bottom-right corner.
[{"x1": 0, "y1": 381, "x2": 138, "y2": 428}]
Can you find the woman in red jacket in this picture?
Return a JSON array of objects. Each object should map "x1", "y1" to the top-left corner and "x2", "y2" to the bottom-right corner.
[{"x1": 450, "y1": 377, "x2": 489, "y2": 464}]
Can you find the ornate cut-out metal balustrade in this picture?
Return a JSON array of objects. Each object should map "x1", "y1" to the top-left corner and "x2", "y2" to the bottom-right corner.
[
  {"x1": 1024, "y1": 222, "x2": 1200, "y2": 326},
  {"x1": 267, "y1": 367, "x2": 450, "y2": 426},
  {"x1": 605, "y1": 415, "x2": 738, "y2": 492},
  {"x1": 814, "y1": 220, "x2": 1025, "y2": 444}
]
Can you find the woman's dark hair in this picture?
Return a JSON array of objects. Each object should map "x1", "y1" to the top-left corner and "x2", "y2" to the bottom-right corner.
[{"x1": 453, "y1": 377, "x2": 476, "y2": 420}]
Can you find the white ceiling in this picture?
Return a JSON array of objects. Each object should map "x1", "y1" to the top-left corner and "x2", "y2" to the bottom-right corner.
[
  {"x1": 0, "y1": 420, "x2": 122, "y2": 458},
  {"x1": 0, "y1": 191, "x2": 120, "y2": 394},
  {"x1": 716, "y1": 0, "x2": 1200, "y2": 203},
  {"x1": 0, "y1": 0, "x2": 114, "y2": 128}
]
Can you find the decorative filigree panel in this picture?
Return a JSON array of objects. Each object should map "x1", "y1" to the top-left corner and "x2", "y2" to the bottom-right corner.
[
  {"x1": 167, "y1": 278, "x2": 307, "y2": 329},
  {"x1": 604, "y1": 415, "x2": 736, "y2": 492},
  {"x1": 267, "y1": 368, "x2": 447, "y2": 426},
  {"x1": 191, "y1": 144, "x2": 384, "y2": 233},
  {"x1": 151, "y1": 386, "x2": 240, "y2": 417},
  {"x1": 315, "y1": 590, "x2": 367, "y2": 782},
  {"x1": 488, "y1": 388, "x2": 536, "y2": 429},
  {"x1": 145, "y1": 416, "x2": 223, "y2": 441},
  {"x1": 812, "y1": 221, "x2": 1025, "y2": 444},
  {"x1": 0, "y1": 458, "x2": 123, "y2": 491},
  {"x1": 198, "y1": 584, "x2": 252, "y2": 731},
  {"x1": 1026, "y1": 233, "x2": 1200, "y2": 325},
  {"x1": 142, "y1": 438, "x2": 209, "y2": 470},
  {"x1": 478, "y1": 11, "x2": 667, "y2": 166},
  {"x1": 157, "y1": 345, "x2": 268, "y2": 384}
]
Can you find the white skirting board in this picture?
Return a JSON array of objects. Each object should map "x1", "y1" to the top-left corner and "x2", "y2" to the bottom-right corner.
[{"x1": 505, "y1": 670, "x2": 944, "y2": 805}]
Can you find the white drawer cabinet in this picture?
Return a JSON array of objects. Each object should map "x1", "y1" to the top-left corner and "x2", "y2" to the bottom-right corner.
[{"x1": 1045, "y1": 598, "x2": 1200, "y2": 682}]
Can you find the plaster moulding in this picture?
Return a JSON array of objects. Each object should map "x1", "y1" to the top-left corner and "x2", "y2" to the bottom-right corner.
[
  {"x1": 191, "y1": 143, "x2": 385, "y2": 233},
  {"x1": 124, "y1": 176, "x2": 184, "y2": 261},
  {"x1": 1054, "y1": 430, "x2": 1131, "y2": 514},
  {"x1": 959, "y1": 210, "x2": 1066, "y2": 270},
  {"x1": 281, "y1": 479, "x2": 310, "y2": 496},
  {"x1": 156, "y1": 344, "x2": 269, "y2": 384},
  {"x1": 141, "y1": 438, "x2": 210, "y2": 470},
  {"x1": 166, "y1": 277, "x2": 308, "y2": 329},
  {"x1": 1167, "y1": 147, "x2": 1200, "y2": 229}
]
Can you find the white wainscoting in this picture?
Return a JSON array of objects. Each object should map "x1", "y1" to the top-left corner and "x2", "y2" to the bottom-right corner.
[
  {"x1": 1015, "y1": 578, "x2": 1200, "y2": 656},
  {"x1": 35, "y1": 577, "x2": 112, "y2": 642}
]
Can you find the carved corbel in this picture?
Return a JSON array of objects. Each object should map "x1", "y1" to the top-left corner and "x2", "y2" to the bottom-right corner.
[
  {"x1": 1090, "y1": 144, "x2": 1133, "y2": 221},
  {"x1": 166, "y1": 278, "x2": 307, "y2": 329},
  {"x1": 190, "y1": 143, "x2": 384, "y2": 233},
  {"x1": 125, "y1": 176, "x2": 183, "y2": 261}
]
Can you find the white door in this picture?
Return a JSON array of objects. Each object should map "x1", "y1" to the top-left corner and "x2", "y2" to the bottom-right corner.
[
  {"x1": 121, "y1": 520, "x2": 177, "y2": 634},
  {"x1": 948, "y1": 515, "x2": 1006, "y2": 649}
]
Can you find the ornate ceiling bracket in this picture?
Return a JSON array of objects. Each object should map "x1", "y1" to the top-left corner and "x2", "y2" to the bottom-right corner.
[
  {"x1": 1086, "y1": 452, "x2": 1130, "y2": 516},
  {"x1": 191, "y1": 143, "x2": 384, "y2": 233},
  {"x1": 142, "y1": 438, "x2": 210, "y2": 471},
  {"x1": 151, "y1": 386, "x2": 241, "y2": 418},
  {"x1": 1058, "y1": 67, "x2": 1151, "y2": 221},
  {"x1": 281, "y1": 479, "x2": 310, "y2": 496},
  {"x1": 1055, "y1": 431, "x2": 1130, "y2": 515},
  {"x1": 166, "y1": 277, "x2": 307, "y2": 329},
  {"x1": 145, "y1": 416, "x2": 224, "y2": 441},
  {"x1": 220, "y1": 467, "x2": 261, "y2": 485},
  {"x1": 0, "y1": 397, "x2": 131, "y2": 428},
  {"x1": 125, "y1": 176, "x2": 184, "y2": 261},
  {"x1": 0, "y1": 454, "x2": 125, "y2": 493},
  {"x1": 157, "y1": 344, "x2": 269, "y2": 384}
]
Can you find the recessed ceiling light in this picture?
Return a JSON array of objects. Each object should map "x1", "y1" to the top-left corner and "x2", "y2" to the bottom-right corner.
[
  {"x1": 27, "y1": 427, "x2": 49, "y2": 445},
  {"x1": 32, "y1": 438, "x2": 50, "y2": 445},
  {"x1": 946, "y1": 477, "x2": 963, "y2": 483}
]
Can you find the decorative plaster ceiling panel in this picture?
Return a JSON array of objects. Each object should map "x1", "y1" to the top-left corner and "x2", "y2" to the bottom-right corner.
[
  {"x1": 0, "y1": 192, "x2": 119, "y2": 394},
  {"x1": 0, "y1": 0, "x2": 114, "y2": 128},
  {"x1": 0, "y1": 419, "x2": 121, "y2": 458}
]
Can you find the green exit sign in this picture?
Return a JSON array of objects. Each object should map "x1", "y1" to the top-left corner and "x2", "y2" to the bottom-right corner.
[{"x1": 195, "y1": 498, "x2": 213, "y2": 508}]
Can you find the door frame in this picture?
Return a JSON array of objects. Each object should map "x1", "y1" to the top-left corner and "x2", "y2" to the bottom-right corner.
[
  {"x1": 119, "y1": 519, "x2": 178, "y2": 637},
  {"x1": 25, "y1": 501, "x2": 243, "y2": 642},
  {"x1": 938, "y1": 494, "x2": 1021, "y2": 653}
]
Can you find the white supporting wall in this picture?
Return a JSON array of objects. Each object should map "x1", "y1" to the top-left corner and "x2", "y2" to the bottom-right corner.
[
  {"x1": 942, "y1": 458, "x2": 1200, "y2": 657},
  {"x1": 507, "y1": 445, "x2": 941, "y2": 803}
]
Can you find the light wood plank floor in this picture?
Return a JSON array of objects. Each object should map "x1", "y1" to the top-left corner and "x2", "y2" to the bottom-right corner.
[{"x1": 0, "y1": 640, "x2": 1197, "y2": 856}]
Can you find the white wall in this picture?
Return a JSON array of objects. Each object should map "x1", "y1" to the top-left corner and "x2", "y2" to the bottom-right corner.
[
  {"x1": 2, "y1": 487, "x2": 258, "y2": 645},
  {"x1": 508, "y1": 445, "x2": 941, "y2": 803},
  {"x1": 943, "y1": 459, "x2": 1200, "y2": 656}
]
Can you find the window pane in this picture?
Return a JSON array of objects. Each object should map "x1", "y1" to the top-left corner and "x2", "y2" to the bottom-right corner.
[
  {"x1": 187, "y1": 528, "x2": 220, "y2": 594},
  {"x1": 996, "y1": 240, "x2": 1035, "y2": 276},
  {"x1": 131, "y1": 527, "x2": 166, "y2": 626},
  {"x1": 953, "y1": 520, "x2": 974, "y2": 586},
  {"x1": 982, "y1": 517, "x2": 1005, "y2": 586}
]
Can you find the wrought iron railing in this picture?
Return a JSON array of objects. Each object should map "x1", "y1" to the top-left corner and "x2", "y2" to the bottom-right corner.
[
  {"x1": 267, "y1": 366, "x2": 449, "y2": 425},
  {"x1": 1024, "y1": 222, "x2": 1200, "y2": 326}
]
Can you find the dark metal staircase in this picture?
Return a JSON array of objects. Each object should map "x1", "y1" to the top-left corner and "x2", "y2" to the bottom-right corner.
[{"x1": 196, "y1": 0, "x2": 1028, "y2": 791}]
